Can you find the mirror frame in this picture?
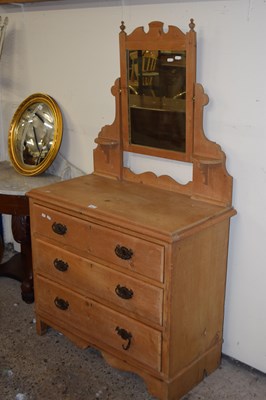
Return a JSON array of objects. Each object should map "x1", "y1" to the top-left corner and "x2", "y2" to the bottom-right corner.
[
  {"x1": 8, "y1": 93, "x2": 63, "y2": 176},
  {"x1": 120, "y1": 20, "x2": 196, "y2": 162}
]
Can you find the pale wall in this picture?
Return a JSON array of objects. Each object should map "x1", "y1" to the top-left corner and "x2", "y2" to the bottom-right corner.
[{"x1": 0, "y1": 0, "x2": 266, "y2": 373}]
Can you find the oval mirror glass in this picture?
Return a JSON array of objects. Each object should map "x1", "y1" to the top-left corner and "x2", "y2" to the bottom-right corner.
[{"x1": 8, "y1": 93, "x2": 63, "y2": 176}]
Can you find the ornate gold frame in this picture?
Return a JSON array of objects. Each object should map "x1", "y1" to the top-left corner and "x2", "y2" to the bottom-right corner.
[{"x1": 8, "y1": 93, "x2": 63, "y2": 176}]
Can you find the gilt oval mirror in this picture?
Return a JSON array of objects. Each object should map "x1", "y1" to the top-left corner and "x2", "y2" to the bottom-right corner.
[{"x1": 8, "y1": 93, "x2": 63, "y2": 176}]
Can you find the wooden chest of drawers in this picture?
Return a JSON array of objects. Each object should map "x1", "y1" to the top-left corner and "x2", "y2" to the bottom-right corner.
[{"x1": 28, "y1": 173, "x2": 235, "y2": 399}]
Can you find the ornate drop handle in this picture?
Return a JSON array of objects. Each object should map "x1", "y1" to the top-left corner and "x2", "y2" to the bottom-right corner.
[
  {"x1": 115, "y1": 326, "x2": 132, "y2": 350},
  {"x1": 115, "y1": 284, "x2": 133, "y2": 300},
  {"x1": 52, "y1": 222, "x2": 67, "y2": 235},
  {"x1": 114, "y1": 245, "x2": 133, "y2": 260},
  {"x1": 53, "y1": 258, "x2": 69, "y2": 272},
  {"x1": 54, "y1": 297, "x2": 69, "y2": 311}
]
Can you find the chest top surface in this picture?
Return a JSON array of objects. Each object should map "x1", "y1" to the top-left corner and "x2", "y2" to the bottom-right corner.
[{"x1": 28, "y1": 173, "x2": 234, "y2": 241}]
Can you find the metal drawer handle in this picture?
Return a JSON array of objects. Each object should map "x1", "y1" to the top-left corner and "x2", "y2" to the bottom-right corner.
[
  {"x1": 54, "y1": 297, "x2": 69, "y2": 311},
  {"x1": 52, "y1": 222, "x2": 67, "y2": 235},
  {"x1": 53, "y1": 258, "x2": 69, "y2": 272},
  {"x1": 115, "y1": 284, "x2": 133, "y2": 300},
  {"x1": 114, "y1": 245, "x2": 133, "y2": 260},
  {"x1": 115, "y1": 326, "x2": 132, "y2": 351}
]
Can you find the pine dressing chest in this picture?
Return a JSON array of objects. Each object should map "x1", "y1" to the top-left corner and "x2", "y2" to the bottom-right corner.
[{"x1": 27, "y1": 20, "x2": 236, "y2": 400}]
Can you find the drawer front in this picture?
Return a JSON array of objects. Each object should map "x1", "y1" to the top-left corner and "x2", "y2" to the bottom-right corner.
[
  {"x1": 34, "y1": 239, "x2": 163, "y2": 326},
  {"x1": 31, "y1": 204, "x2": 164, "y2": 282},
  {"x1": 35, "y1": 275, "x2": 162, "y2": 372}
]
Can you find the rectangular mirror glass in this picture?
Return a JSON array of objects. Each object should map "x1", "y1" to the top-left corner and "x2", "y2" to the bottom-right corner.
[{"x1": 127, "y1": 49, "x2": 186, "y2": 153}]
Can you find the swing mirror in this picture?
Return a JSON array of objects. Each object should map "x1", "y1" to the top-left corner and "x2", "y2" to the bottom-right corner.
[{"x1": 120, "y1": 20, "x2": 196, "y2": 162}]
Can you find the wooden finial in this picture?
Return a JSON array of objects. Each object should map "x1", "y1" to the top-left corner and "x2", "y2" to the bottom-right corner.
[
  {"x1": 120, "y1": 21, "x2": 126, "y2": 32},
  {"x1": 189, "y1": 18, "x2": 195, "y2": 31}
]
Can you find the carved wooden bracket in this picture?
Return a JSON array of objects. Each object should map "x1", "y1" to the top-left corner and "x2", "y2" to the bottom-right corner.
[
  {"x1": 93, "y1": 79, "x2": 123, "y2": 180},
  {"x1": 191, "y1": 84, "x2": 233, "y2": 206}
]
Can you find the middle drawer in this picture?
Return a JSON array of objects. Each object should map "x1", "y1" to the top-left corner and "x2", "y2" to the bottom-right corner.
[{"x1": 34, "y1": 238, "x2": 163, "y2": 326}]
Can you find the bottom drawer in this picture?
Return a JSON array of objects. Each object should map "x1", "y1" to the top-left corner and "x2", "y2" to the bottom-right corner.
[{"x1": 35, "y1": 275, "x2": 162, "y2": 372}]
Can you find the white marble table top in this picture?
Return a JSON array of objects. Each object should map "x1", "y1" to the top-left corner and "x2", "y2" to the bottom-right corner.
[{"x1": 0, "y1": 161, "x2": 61, "y2": 196}]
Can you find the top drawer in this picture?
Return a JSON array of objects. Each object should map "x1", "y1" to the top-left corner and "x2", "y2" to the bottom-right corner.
[{"x1": 30, "y1": 204, "x2": 164, "y2": 282}]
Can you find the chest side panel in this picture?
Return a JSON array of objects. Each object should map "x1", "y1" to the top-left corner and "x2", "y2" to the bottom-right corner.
[{"x1": 166, "y1": 218, "x2": 231, "y2": 377}]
